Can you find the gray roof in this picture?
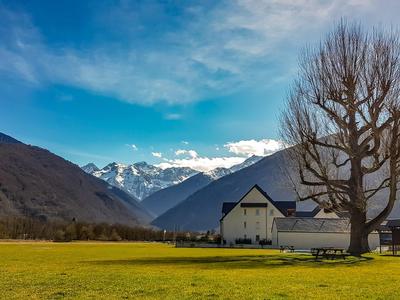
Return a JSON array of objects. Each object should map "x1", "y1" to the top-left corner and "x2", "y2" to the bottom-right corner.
[
  {"x1": 274, "y1": 217, "x2": 350, "y2": 233},
  {"x1": 387, "y1": 219, "x2": 400, "y2": 228},
  {"x1": 295, "y1": 206, "x2": 321, "y2": 217}
]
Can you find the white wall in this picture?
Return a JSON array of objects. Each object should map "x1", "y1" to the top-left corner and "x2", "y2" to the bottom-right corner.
[
  {"x1": 272, "y1": 230, "x2": 380, "y2": 251},
  {"x1": 221, "y1": 187, "x2": 284, "y2": 244}
]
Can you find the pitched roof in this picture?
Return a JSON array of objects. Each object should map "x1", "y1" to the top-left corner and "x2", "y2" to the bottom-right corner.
[
  {"x1": 273, "y1": 217, "x2": 350, "y2": 233},
  {"x1": 252, "y1": 184, "x2": 296, "y2": 216},
  {"x1": 220, "y1": 184, "x2": 296, "y2": 220},
  {"x1": 222, "y1": 202, "x2": 236, "y2": 215},
  {"x1": 295, "y1": 206, "x2": 321, "y2": 217}
]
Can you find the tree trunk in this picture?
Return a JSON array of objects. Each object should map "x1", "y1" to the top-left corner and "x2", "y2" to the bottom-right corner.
[{"x1": 348, "y1": 210, "x2": 370, "y2": 256}]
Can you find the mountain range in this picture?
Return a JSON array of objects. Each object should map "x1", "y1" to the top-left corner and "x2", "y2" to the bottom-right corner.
[
  {"x1": 0, "y1": 132, "x2": 151, "y2": 226},
  {"x1": 82, "y1": 156, "x2": 262, "y2": 203},
  {"x1": 82, "y1": 162, "x2": 198, "y2": 200}
]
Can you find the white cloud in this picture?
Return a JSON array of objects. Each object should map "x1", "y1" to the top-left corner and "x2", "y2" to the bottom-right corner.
[
  {"x1": 158, "y1": 138, "x2": 286, "y2": 171},
  {"x1": 175, "y1": 149, "x2": 198, "y2": 158},
  {"x1": 151, "y1": 152, "x2": 162, "y2": 158},
  {"x1": 181, "y1": 141, "x2": 189, "y2": 145},
  {"x1": 0, "y1": 1, "x2": 395, "y2": 105},
  {"x1": 224, "y1": 139, "x2": 285, "y2": 157},
  {"x1": 175, "y1": 149, "x2": 187, "y2": 156},
  {"x1": 157, "y1": 156, "x2": 246, "y2": 172}
]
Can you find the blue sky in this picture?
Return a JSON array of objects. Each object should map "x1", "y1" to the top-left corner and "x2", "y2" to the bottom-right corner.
[{"x1": 1, "y1": 0, "x2": 400, "y2": 171}]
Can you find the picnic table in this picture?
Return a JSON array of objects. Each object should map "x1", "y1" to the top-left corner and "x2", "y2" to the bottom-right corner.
[{"x1": 311, "y1": 247, "x2": 349, "y2": 260}]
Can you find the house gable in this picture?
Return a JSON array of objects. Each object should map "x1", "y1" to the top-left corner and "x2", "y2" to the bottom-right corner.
[{"x1": 220, "y1": 184, "x2": 289, "y2": 221}]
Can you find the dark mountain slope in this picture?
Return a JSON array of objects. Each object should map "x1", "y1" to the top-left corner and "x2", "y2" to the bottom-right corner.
[
  {"x1": 0, "y1": 138, "x2": 151, "y2": 226},
  {"x1": 141, "y1": 156, "x2": 262, "y2": 217},
  {"x1": 151, "y1": 150, "x2": 297, "y2": 231},
  {"x1": 141, "y1": 172, "x2": 215, "y2": 217},
  {"x1": 0, "y1": 132, "x2": 22, "y2": 144}
]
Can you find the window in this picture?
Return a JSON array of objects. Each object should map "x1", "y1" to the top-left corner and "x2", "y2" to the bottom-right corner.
[
  {"x1": 256, "y1": 221, "x2": 260, "y2": 230},
  {"x1": 243, "y1": 209, "x2": 247, "y2": 216},
  {"x1": 270, "y1": 209, "x2": 274, "y2": 216},
  {"x1": 244, "y1": 234, "x2": 247, "y2": 239},
  {"x1": 256, "y1": 209, "x2": 260, "y2": 216},
  {"x1": 256, "y1": 235, "x2": 260, "y2": 242},
  {"x1": 244, "y1": 221, "x2": 247, "y2": 229}
]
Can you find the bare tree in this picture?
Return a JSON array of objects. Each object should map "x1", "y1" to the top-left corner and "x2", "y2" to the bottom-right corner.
[{"x1": 280, "y1": 21, "x2": 400, "y2": 255}]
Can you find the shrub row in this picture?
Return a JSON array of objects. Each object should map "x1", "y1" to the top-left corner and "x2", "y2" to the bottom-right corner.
[{"x1": 0, "y1": 216, "x2": 182, "y2": 242}]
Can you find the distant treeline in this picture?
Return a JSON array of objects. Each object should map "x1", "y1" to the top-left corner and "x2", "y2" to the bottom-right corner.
[{"x1": 0, "y1": 217, "x2": 187, "y2": 242}]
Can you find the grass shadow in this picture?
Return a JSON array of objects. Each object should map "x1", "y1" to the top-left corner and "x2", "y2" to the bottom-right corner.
[{"x1": 85, "y1": 254, "x2": 374, "y2": 270}]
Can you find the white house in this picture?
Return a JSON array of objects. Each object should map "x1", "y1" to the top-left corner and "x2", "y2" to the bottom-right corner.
[
  {"x1": 220, "y1": 184, "x2": 380, "y2": 250},
  {"x1": 220, "y1": 184, "x2": 296, "y2": 245}
]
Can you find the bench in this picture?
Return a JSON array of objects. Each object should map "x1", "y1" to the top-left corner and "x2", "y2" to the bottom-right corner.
[{"x1": 311, "y1": 247, "x2": 350, "y2": 260}]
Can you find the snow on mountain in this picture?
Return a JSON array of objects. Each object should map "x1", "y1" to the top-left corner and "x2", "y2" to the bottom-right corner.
[
  {"x1": 83, "y1": 161, "x2": 198, "y2": 200},
  {"x1": 203, "y1": 167, "x2": 232, "y2": 180},
  {"x1": 82, "y1": 155, "x2": 261, "y2": 203},
  {"x1": 141, "y1": 158, "x2": 263, "y2": 217},
  {"x1": 141, "y1": 167, "x2": 231, "y2": 217},
  {"x1": 81, "y1": 163, "x2": 100, "y2": 174},
  {"x1": 200, "y1": 156, "x2": 262, "y2": 179},
  {"x1": 229, "y1": 155, "x2": 263, "y2": 172}
]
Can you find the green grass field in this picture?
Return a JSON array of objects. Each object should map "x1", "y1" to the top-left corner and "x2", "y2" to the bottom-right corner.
[{"x1": 0, "y1": 242, "x2": 399, "y2": 299}]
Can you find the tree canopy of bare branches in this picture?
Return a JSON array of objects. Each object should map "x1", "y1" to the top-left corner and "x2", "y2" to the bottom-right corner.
[{"x1": 280, "y1": 20, "x2": 400, "y2": 255}]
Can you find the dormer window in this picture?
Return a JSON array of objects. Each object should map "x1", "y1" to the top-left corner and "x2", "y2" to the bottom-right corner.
[{"x1": 287, "y1": 208, "x2": 296, "y2": 217}]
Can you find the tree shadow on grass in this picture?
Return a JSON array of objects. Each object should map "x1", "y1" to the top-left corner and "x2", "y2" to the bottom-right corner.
[{"x1": 85, "y1": 254, "x2": 373, "y2": 270}]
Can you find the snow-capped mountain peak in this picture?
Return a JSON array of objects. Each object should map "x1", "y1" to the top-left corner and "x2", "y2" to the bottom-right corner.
[
  {"x1": 81, "y1": 163, "x2": 100, "y2": 174},
  {"x1": 83, "y1": 161, "x2": 198, "y2": 200},
  {"x1": 82, "y1": 155, "x2": 262, "y2": 202}
]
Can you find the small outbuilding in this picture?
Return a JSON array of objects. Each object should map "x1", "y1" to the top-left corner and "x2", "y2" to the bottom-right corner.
[
  {"x1": 386, "y1": 219, "x2": 400, "y2": 255},
  {"x1": 272, "y1": 217, "x2": 380, "y2": 250}
]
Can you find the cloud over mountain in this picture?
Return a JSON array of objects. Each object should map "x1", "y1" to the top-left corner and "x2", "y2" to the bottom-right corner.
[
  {"x1": 225, "y1": 139, "x2": 285, "y2": 157},
  {"x1": 157, "y1": 156, "x2": 245, "y2": 172},
  {"x1": 156, "y1": 138, "x2": 284, "y2": 172}
]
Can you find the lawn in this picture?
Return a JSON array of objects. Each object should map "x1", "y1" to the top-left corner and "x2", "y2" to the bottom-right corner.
[{"x1": 0, "y1": 242, "x2": 399, "y2": 299}]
